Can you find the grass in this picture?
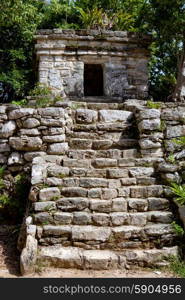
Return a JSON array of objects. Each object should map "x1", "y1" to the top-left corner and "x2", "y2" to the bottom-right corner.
[
  {"x1": 146, "y1": 100, "x2": 161, "y2": 109},
  {"x1": 168, "y1": 256, "x2": 185, "y2": 278}
]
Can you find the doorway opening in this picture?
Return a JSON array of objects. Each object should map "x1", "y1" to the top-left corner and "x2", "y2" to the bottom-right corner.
[{"x1": 84, "y1": 64, "x2": 104, "y2": 96}]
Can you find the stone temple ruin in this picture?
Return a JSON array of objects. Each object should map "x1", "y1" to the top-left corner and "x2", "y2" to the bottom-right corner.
[
  {"x1": 1, "y1": 30, "x2": 185, "y2": 275},
  {"x1": 36, "y1": 29, "x2": 151, "y2": 100}
]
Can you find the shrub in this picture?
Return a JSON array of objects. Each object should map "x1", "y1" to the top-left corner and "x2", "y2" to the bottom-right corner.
[
  {"x1": 146, "y1": 100, "x2": 161, "y2": 109},
  {"x1": 171, "y1": 183, "x2": 185, "y2": 206}
]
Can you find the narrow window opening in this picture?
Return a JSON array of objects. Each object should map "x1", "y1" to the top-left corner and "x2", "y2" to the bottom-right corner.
[{"x1": 84, "y1": 64, "x2": 103, "y2": 96}]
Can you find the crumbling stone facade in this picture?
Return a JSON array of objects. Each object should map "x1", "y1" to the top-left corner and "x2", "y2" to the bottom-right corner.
[{"x1": 35, "y1": 30, "x2": 151, "y2": 99}]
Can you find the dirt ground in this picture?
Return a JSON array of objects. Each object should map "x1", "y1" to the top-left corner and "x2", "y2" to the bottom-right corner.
[{"x1": 0, "y1": 225, "x2": 177, "y2": 278}]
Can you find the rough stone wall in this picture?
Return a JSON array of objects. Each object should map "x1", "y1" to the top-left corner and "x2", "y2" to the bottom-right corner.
[{"x1": 35, "y1": 30, "x2": 151, "y2": 99}]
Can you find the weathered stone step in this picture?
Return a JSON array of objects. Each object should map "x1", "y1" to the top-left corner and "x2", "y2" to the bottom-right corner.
[
  {"x1": 70, "y1": 97, "x2": 123, "y2": 104},
  {"x1": 34, "y1": 197, "x2": 170, "y2": 213},
  {"x1": 34, "y1": 211, "x2": 173, "y2": 226},
  {"x1": 37, "y1": 245, "x2": 178, "y2": 269},
  {"x1": 72, "y1": 123, "x2": 132, "y2": 132},
  {"x1": 67, "y1": 149, "x2": 139, "y2": 159}
]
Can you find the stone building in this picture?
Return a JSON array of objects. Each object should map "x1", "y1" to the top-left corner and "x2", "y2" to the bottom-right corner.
[{"x1": 35, "y1": 29, "x2": 151, "y2": 100}]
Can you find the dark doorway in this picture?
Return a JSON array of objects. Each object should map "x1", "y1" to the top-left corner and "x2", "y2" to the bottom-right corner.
[{"x1": 84, "y1": 64, "x2": 103, "y2": 96}]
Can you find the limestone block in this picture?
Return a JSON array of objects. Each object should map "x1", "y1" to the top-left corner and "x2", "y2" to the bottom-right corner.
[
  {"x1": 90, "y1": 200, "x2": 112, "y2": 213},
  {"x1": 92, "y1": 158, "x2": 117, "y2": 168},
  {"x1": 112, "y1": 226, "x2": 142, "y2": 240},
  {"x1": 129, "y1": 167, "x2": 154, "y2": 177},
  {"x1": 107, "y1": 169, "x2": 128, "y2": 178},
  {"x1": 47, "y1": 166, "x2": 69, "y2": 177},
  {"x1": 42, "y1": 127, "x2": 65, "y2": 135},
  {"x1": 19, "y1": 129, "x2": 40, "y2": 136},
  {"x1": 38, "y1": 107, "x2": 64, "y2": 117},
  {"x1": 128, "y1": 199, "x2": 148, "y2": 212},
  {"x1": 117, "y1": 188, "x2": 130, "y2": 197},
  {"x1": 101, "y1": 188, "x2": 117, "y2": 200},
  {"x1": 144, "y1": 224, "x2": 173, "y2": 236},
  {"x1": 138, "y1": 119, "x2": 161, "y2": 132},
  {"x1": 39, "y1": 187, "x2": 60, "y2": 201},
  {"x1": 46, "y1": 177, "x2": 63, "y2": 186},
  {"x1": 9, "y1": 108, "x2": 35, "y2": 119},
  {"x1": 43, "y1": 225, "x2": 71, "y2": 237},
  {"x1": 24, "y1": 152, "x2": 46, "y2": 162},
  {"x1": 72, "y1": 225, "x2": 111, "y2": 242},
  {"x1": 147, "y1": 211, "x2": 173, "y2": 223},
  {"x1": 148, "y1": 198, "x2": 169, "y2": 211},
  {"x1": 121, "y1": 178, "x2": 137, "y2": 186},
  {"x1": 92, "y1": 140, "x2": 113, "y2": 150},
  {"x1": 31, "y1": 164, "x2": 47, "y2": 185},
  {"x1": 73, "y1": 212, "x2": 91, "y2": 225},
  {"x1": 84, "y1": 250, "x2": 118, "y2": 269},
  {"x1": 57, "y1": 198, "x2": 89, "y2": 211},
  {"x1": 34, "y1": 201, "x2": 56, "y2": 212},
  {"x1": 63, "y1": 159, "x2": 90, "y2": 168},
  {"x1": 79, "y1": 178, "x2": 108, "y2": 188},
  {"x1": 139, "y1": 139, "x2": 161, "y2": 149},
  {"x1": 53, "y1": 212, "x2": 73, "y2": 224},
  {"x1": 22, "y1": 118, "x2": 40, "y2": 128},
  {"x1": 166, "y1": 125, "x2": 185, "y2": 139},
  {"x1": 99, "y1": 110, "x2": 133, "y2": 122},
  {"x1": 41, "y1": 118, "x2": 65, "y2": 127},
  {"x1": 112, "y1": 198, "x2": 127, "y2": 212},
  {"x1": 34, "y1": 212, "x2": 53, "y2": 224},
  {"x1": 88, "y1": 188, "x2": 102, "y2": 198},
  {"x1": 92, "y1": 213, "x2": 110, "y2": 226},
  {"x1": 9, "y1": 136, "x2": 42, "y2": 151},
  {"x1": 76, "y1": 109, "x2": 98, "y2": 124},
  {"x1": 111, "y1": 212, "x2": 129, "y2": 226},
  {"x1": 47, "y1": 142, "x2": 68, "y2": 154},
  {"x1": 0, "y1": 106, "x2": 6, "y2": 114},
  {"x1": 70, "y1": 139, "x2": 92, "y2": 149},
  {"x1": 8, "y1": 152, "x2": 23, "y2": 165},
  {"x1": 20, "y1": 235, "x2": 38, "y2": 275},
  {"x1": 138, "y1": 109, "x2": 160, "y2": 120},
  {"x1": 157, "y1": 162, "x2": 178, "y2": 173},
  {"x1": 0, "y1": 121, "x2": 16, "y2": 138},
  {"x1": 0, "y1": 154, "x2": 7, "y2": 163},
  {"x1": 60, "y1": 187, "x2": 87, "y2": 197},
  {"x1": 129, "y1": 213, "x2": 147, "y2": 226}
]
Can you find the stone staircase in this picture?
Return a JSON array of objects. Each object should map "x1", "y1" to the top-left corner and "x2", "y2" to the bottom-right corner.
[{"x1": 28, "y1": 101, "x2": 178, "y2": 271}]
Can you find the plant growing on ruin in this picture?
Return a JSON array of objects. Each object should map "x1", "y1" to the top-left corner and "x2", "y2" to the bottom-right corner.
[
  {"x1": 167, "y1": 154, "x2": 176, "y2": 164},
  {"x1": 11, "y1": 98, "x2": 28, "y2": 107},
  {"x1": 171, "y1": 183, "x2": 185, "y2": 206},
  {"x1": 146, "y1": 100, "x2": 161, "y2": 109},
  {"x1": 168, "y1": 256, "x2": 185, "y2": 278},
  {"x1": 171, "y1": 221, "x2": 184, "y2": 237},
  {"x1": 29, "y1": 84, "x2": 52, "y2": 97},
  {"x1": 172, "y1": 137, "x2": 185, "y2": 148},
  {"x1": 0, "y1": 166, "x2": 5, "y2": 178}
]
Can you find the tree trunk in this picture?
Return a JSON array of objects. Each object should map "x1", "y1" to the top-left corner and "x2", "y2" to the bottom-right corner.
[{"x1": 173, "y1": 43, "x2": 185, "y2": 102}]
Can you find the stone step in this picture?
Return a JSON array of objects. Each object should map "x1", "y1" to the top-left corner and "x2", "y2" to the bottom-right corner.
[
  {"x1": 67, "y1": 149, "x2": 139, "y2": 159},
  {"x1": 72, "y1": 123, "x2": 132, "y2": 132},
  {"x1": 34, "y1": 211, "x2": 173, "y2": 226},
  {"x1": 34, "y1": 197, "x2": 170, "y2": 213},
  {"x1": 70, "y1": 97, "x2": 123, "y2": 104},
  {"x1": 37, "y1": 245, "x2": 178, "y2": 269}
]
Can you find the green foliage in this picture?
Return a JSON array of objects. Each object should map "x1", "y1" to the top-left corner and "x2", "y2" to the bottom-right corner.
[
  {"x1": 29, "y1": 84, "x2": 52, "y2": 97},
  {"x1": 171, "y1": 221, "x2": 185, "y2": 237},
  {"x1": 0, "y1": 194, "x2": 10, "y2": 207},
  {"x1": 11, "y1": 99, "x2": 28, "y2": 107},
  {"x1": 0, "y1": 167, "x2": 5, "y2": 178},
  {"x1": 0, "y1": 179, "x2": 5, "y2": 189},
  {"x1": 146, "y1": 100, "x2": 161, "y2": 109},
  {"x1": 171, "y1": 183, "x2": 185, "y2": 206},
  {"x1": 167, "y1": 154, "x2": 176, "y2": 164},
  {"x1": 168, "y1": 256, "x2": 185, "y2": 278},
  {"x1": 172, "y1": 137, "x2": 185, "y2": 148}
]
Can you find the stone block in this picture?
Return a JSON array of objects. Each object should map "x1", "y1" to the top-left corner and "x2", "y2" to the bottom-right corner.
[
  {"x1": 43, "y1": 134, "x2": 65, "y2": 143},
  {"x1": 111, "y1": 213, "x2": 129, "y2": 226},
  {"x1": 38, "y1": 107, "x2": 64, "y2": 117},
  {"x1": 92, "y1": 213, "x2": 110, "y2": 226},
  {"x1": 112, "y1": 198, "x2": 127, "y2": 212},
  {"x1": 88, "y1": 188, "x2": 102, "y2": 198},
  {"x1": 101, "y1": 188, "x2": 118, "y2": 200},
  {"x1": 9, "y1": 108, "x2": 35, "y2": 119},
  {"x1": 70, "y1": 139, "x2": 92, "y2": 149},
  {"x1": 22, "y1": 118, "x2": 40, "y2": 128},
  {"x1": 90, "y1": 200, "x2": 112, "y2": 213},
  {"x1": 53, "y1": 212, "x2": 73, "y2": 224},
  {"x1": 84, "y1": 250, "x2": 118, "y2": 269},
  {"x1": 47, "y1": 166, "x2": 69, "y2": 177},
  {"x1": 138, "y1": 109, "x2": 160, "y2": 120},
  {"x1": 43, "y1": 225, "x2": 71, "y2": 237},
  {"x1": 34, "y1": 201, "x2": 56, "y2": 212},
  {"x1": 39, "y1": 187, "x2": 60, "y2": 201},
  {"x1": 48, "y1": 143, "x2": 68, "y2": 154},
  {"x1": 129, "y1": 213, "x2": 147, "y2": 226},
  {"x1": 34, "y1": 212, "x2": 53, "y2": 224},
  {"x1": 166, "y1": 125, "x2": 185, "y2": 139},
  {"x1": 138, "y1": 119, "x2": 161, "y2": 132},
  {"x1": 9, "y1": 136, "x2": 42, "y2": 151},
  {"x1": 129, "y1": 167, "x2": 154, "y2": 177},
  {"x1": 76, "y1": 109, "x2": 98, "y2": 124},
  {"x1": 99, "y1": 110, "x2": 133, "y2": 122},
  {"x1": 148, "y1": 198, "x2": 170, "y2": 211},
  {"x1": 107, "y1": 169, "x2": 128, "y2": 178},
  {"x1": 118, "y1": 188, "x2": 130, "y2": 197},
  {"x1": 0, "y1": 121, "x2": 16, "y2": 138},
  {"x1": 72, "y1": 226, "x2": 111, "y2": 242},
  {"x1": 92, "y1": 140, "x2": 113, "y2": 150},
  {"x1": 128, "y1": 198, "x2": 148, "y2": 212},
  {"x1": 121, "y1": 178, "x2": 137, "y2": 186},
  {"x1": 57, "y1": 198, "x2": 89, "y2": 211},
  {"x1": 73, "y1": 212, "x2": 91, "y2": 225},
  {"x1": 79, "y1": 178, "x2": 108, "y2": 188},
  {"x1": 92, "y1": 158, "x2": 117, "y2": 168}
]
